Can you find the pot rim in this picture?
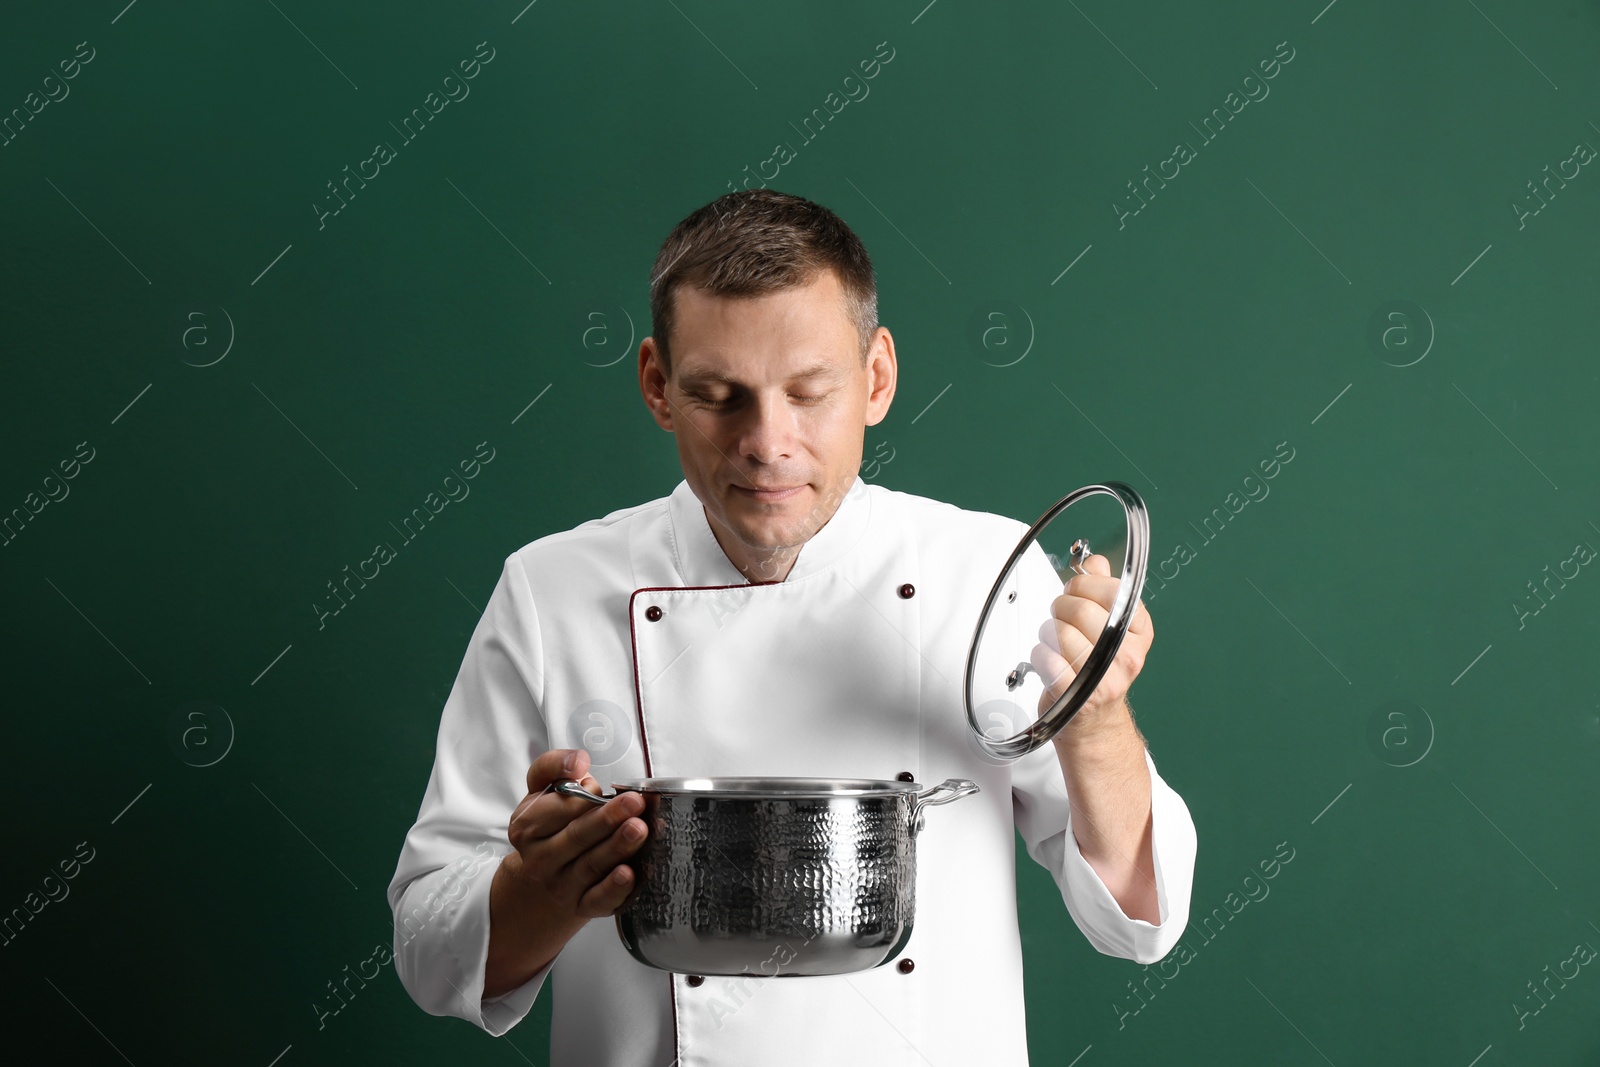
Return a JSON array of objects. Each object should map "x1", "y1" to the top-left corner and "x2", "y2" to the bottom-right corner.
[{"x1": 606, "y1": 776, "x2": 926, "y2": 799}]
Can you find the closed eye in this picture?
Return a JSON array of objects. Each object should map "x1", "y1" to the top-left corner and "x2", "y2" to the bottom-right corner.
[
  {"x1": 685, "y1": 391, "x2": 731, "y2": 409},
  {"x1": 686, "y1": 390, "x2": 831, "y2": 409}
]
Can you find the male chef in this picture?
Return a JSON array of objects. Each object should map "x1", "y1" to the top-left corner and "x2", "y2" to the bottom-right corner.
[{"x1": 388, "y1": 188, "x2": 1197, "y2": 1064}]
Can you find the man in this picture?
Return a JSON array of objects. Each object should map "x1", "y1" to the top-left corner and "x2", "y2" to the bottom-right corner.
[{"x1": 388, "y1": 189, "x2": 1196, "y2": 1064}]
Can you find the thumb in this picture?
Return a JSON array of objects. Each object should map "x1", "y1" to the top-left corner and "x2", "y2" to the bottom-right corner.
[{"x1": 525, "y1": 747, "x2": 591, "y2": 795}]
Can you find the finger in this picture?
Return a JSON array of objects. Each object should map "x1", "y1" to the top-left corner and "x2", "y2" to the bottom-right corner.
[
  {"x1": 1032, "y1": 640, "x2": 1096, "y2": 713},
  {"x1": 1032, "y1": 640, "x2": 1072, "y2": 711},
  {"x1": 1048, "y1": 613, "x2": 1098, "y2": 672},
  {"x1": 1032, "y1": 617, "x2": 1095, "y2": 699},
  {"x1": 1063, "y1": 571, "x2": 1156, "y2": 643},
  {"x1": 1063, "y1": 572, "x2": 1120, "y2": 612},
  {"x1": 538, "y1": 791, "x2": 647, "y2": 871},
  {"x1": 510, "y1": 770, "x2": 606, "y2": 845},
  {"x1": 563, "y1": 814, "x2": 650, "y2": 896},
  {"x1": 526, "y1": 748, "x2": 591, "y2": 795},
  {"x1": 1081, "y1": 552, "x2": 1112, "y2": 577},
  {"x1": 1048, "y1": 592, "x2": 1109, "y2": 646},
  {"x1": 575, "y1": 862, "x2": 636, "y2": 918}
]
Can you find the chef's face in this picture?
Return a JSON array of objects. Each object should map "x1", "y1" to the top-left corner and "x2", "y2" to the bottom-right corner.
[{"x1": 639, "y1": 268, "x2": 896, "y2": 578}]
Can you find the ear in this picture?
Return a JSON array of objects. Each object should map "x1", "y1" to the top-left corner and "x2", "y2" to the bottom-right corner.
[
  {"x1": 639, "y1": 337, "x2": 675, "y2": 431},
  {"x1": 863, "y1": 327, "x2": 897, "y2": 426}
]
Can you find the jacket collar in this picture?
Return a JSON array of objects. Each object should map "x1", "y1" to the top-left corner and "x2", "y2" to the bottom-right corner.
[{"x1": 666, "y1": 475, "x2": 873, "y2": 587}]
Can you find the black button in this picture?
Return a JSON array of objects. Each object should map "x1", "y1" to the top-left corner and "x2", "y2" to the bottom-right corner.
[
  {"x1": 896, "y1": 771, "x2": 914, "y2": 782},
  {"x1": 686, "y1": 974, "x2": 704, "y2": 987},
  {"x1": 645, "y1": 605, "x2": 663, "y2": 622},
  {"x1": 898, "y1": 583, "x2": 915, "y2": 599},
  {"x1": 897, "y1": 958, "x2": 915, "y2": 974}
]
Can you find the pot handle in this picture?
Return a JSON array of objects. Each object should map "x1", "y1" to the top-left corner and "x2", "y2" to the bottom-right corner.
[
  {"x1": 909, "y1": 778, "x2": 980, "y2": 833},
  {"x1": 553, "y1": 780, "x2": 613, "y2": 805}
]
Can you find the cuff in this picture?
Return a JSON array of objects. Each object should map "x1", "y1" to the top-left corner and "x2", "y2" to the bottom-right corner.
[
  {"x1": 479, "y1": 955, "x2": 555, "y2": 1036},
  {"x1": 394, "y1": 848, "x2": 555, "y2": 1036},
  {"x1": 448, "y1": 856, "x2": 555, "y2": 1037},
  {"x1": 1058, "y1": 748, "x2": 1196, "y2": 964}
]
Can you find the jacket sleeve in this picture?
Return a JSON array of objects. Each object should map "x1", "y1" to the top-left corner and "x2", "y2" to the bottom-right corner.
[
  {"x1": 1006, "y1": 539, "x2": 1197, "y2": 965},
  {"x1": 386, "y1": 551, "x2": 555, "y2": 1035}
]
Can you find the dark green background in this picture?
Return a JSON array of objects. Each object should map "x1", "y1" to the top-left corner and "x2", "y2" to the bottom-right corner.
[{"x1": 3, "y1": 1, "x2": 1597, "y2": 1063}]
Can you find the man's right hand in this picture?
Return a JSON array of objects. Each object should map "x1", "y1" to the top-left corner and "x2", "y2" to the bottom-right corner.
[{"x1": 484, "y1": 748, "x2": 648, "y2": 998}]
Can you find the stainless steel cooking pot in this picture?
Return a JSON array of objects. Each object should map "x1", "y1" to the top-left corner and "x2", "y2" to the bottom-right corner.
[{"x1": 554, "y1": 776, "x2": 977, "y2": 976}]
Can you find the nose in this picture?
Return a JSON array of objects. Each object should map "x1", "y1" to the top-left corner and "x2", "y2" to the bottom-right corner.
[{"x1": 736, "y1": 390, "x2": 798, "y2": 464}]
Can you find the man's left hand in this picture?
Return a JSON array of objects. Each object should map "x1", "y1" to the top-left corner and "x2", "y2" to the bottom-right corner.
[{"x1": 1032, "y1": 553, "x2": 1154, "y2": 733}]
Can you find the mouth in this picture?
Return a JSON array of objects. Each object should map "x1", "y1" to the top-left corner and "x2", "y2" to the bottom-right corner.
[{"x1": 731, "y1": 482, "x2": 806, "y2": 503}]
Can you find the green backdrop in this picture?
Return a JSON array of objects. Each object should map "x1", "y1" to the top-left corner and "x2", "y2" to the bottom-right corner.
[{"x1": 3, "y1": 0, "x2": 1598, "y2": 1063}]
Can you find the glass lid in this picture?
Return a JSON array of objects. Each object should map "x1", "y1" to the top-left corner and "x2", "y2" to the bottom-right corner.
[{"x1": 962, "y1": 482, "x2": 1149, "y2": 761}]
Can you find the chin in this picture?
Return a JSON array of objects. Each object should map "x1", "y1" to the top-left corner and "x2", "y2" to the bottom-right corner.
[
  {"x1": 727, "y1": 510, "x2": 809, "y2": 549},
  {"x1": 729, "y1": 509, "x2": 796, "y2": 535}
]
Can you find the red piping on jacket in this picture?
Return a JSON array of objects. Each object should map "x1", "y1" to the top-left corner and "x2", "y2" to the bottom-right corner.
[
  {"x1": 627, "y1": 580, "x2": 781, "y2": 1066},
  {"x1": 626, "y1": 582, "x2": 778, "y2": 778}
]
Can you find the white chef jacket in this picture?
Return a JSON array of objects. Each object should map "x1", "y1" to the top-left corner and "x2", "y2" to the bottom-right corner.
[{"x1": 387, "y1": 474, "x2": 1197, "y2": 1065}]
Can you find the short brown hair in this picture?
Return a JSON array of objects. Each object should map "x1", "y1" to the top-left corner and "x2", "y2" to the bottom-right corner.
[{"x1": 648, "y1": 189, "x2": 877, "y2": 379}]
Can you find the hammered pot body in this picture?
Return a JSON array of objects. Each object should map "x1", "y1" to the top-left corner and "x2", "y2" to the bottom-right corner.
[{"x1": 617, "y1": 789, "x2": 919, "y2": 977}]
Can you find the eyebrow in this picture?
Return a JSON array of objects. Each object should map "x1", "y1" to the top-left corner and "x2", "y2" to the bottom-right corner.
[{"x1": 676, "y1": 362, "x2": 840, "y2": 388}]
